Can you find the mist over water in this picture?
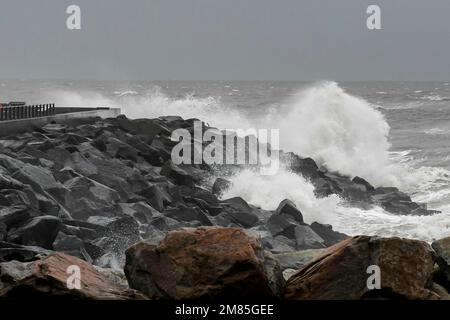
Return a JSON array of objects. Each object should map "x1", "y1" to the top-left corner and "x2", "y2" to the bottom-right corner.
[{"x1": 2, "y1": 80, "x2": 450, "y2": 241}]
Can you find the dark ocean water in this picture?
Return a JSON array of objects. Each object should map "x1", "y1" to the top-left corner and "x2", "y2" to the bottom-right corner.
[{"x1": 1, "y1": 80, "x2": 450, "y2": 241}]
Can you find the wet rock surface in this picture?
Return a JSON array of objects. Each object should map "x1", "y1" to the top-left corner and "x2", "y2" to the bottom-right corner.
[
  {"x1": 124, "y1": 226, "x2": 284, "y2": 299},
  {"x1": 432, "y1": 237, "x2": 450, "y2": 291},
  {"x1": 284, "y1": 236, "x2": 440, "y2": 300},
  {"x1": 0, "y1": 115, "x2": 446, "y2": 300},
  {"x1": 0, "y1": 253, "x2": 144, "y2": 299}
]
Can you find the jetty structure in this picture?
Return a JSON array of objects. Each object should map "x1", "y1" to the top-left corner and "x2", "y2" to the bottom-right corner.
[{"x1": 0, "y1": 102, "x2": 121, "y2": 136}]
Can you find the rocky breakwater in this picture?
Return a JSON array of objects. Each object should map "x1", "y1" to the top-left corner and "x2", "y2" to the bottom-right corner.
[{"x1": 0, "y1": 114, "x2": 447, "y2": 299}]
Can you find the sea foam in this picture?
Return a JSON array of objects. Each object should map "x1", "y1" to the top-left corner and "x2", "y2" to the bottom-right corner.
[{"x1": 43, "y1": 82, "x2": 450, "y2": 241}]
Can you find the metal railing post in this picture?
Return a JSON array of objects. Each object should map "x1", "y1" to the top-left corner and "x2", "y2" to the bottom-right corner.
[{"x1": 0, "y1": 103, "x2": 56, "y2": 121}]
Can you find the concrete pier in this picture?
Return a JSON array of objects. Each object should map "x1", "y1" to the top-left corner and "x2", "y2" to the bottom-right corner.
[{"x1": 0, "y1": 107, "x2": 121, "y2": 136}]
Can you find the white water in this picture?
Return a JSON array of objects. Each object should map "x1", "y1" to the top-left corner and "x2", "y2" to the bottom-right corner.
[
  {"x1": 220, "y1": 166, "x2": 450, "y2": 242},
  {"x1": 44, "y1": 82, "x2": 450, "y2": 242},
  {"x1": 266, "y1": 81, "x2": 395, "y2": 187},
  {"x1": 44, "y1": 87, "x2": 252, "y2": 131},
  {"x1": 220, "y1": 166, "x2": 343, "y2": 226}
]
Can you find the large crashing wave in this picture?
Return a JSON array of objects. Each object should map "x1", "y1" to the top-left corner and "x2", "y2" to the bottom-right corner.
[
  {"x1": 273, "y1": 81, "x2": 395, "y2": 186},
  {"x1": 115, "y1": 82, "x2": 395, "y2": 186},
  {"x1": 43, "y1": 82, "x2": 450, "y2": 241},
  {"x1": 43, "y1": 82, "x2": 441, "y2": 192}
]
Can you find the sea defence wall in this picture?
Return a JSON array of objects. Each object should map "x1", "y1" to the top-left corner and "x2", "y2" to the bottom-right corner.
[{"x1": 0, "y1": 107, "x2": 121, "y2": 136}]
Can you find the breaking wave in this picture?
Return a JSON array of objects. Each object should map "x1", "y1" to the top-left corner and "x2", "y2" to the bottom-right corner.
[
  {"x1": 45, "y1": 87, "x2": 253, "y2": 132},
  {"x1": 43, "y1": 82, "x2": 450, "y2": 241},
  {"x1": 267, "y1": 81, "x2": 395, "y2": 186},
  {"x1": 220, "y1": 166, "x2": 450, "y2": 242}
]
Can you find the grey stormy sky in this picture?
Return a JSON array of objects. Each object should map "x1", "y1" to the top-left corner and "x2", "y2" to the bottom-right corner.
[{"x1": 0, "y1": 0, "x2": 449, "y2": 81}]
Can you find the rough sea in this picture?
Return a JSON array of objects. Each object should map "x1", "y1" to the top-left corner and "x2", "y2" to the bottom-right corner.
[{"x1": 1, "y1": 80, "x2": 450, "y2": 241}]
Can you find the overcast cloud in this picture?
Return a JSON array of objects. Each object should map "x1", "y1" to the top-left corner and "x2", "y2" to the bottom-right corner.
[{"x1": 0, "y1": 0, "x2": 449, "y2": 81}]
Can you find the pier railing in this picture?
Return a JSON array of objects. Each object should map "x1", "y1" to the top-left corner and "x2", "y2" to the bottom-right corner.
[{"x1": 0, "y1": 104, "x2": 55, "y2": 121}]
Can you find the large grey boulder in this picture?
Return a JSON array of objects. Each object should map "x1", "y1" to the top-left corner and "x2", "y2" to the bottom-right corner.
[
  {"x1": 64, "y1": 176, "x2": 121, "y2": 220},
  {"x1": 275, "y1": 199, "x2": 303, "y2": 223},
  {"x1": 0, "y1": 241, "x2": 52, "y2": 262},
  {"x1": 310, "y1": 221, "x2": 348, "y2": 247},
  {"x1": 294, "y1": 225, "x2": 326, "y2": 249},
  {"x1": 432, "y1": 236, "x2": 450, "y2": 291},
  {"x1": 221, "y1": 197, "x2": 260, "y2": 228},
  {"x1": 6, "y1": 216, "x2": 61, "y2": 249},
  {"x1": 160, "y1": 160, "x2": 195, "y2": 187},
  {"x1": 163, "y1": 206, "x2": 213, "y2": 226},
  {"x1": 212, "y1": 178, "x2": 231, "y2": 197},
  {"x1": 0, "y1": 205, "x2": 32, "y2": 229}
]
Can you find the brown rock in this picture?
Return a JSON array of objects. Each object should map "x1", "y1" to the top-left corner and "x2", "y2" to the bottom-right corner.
[
  {"x1": 284, "y1": 236, "x2": 438, "y2": 300},
  {"x1": 0, "y1": 253, "x2": 145, "y2": 300},
  {"x1": 124, "y1": 226, "x2": 284, "y2": 299}
]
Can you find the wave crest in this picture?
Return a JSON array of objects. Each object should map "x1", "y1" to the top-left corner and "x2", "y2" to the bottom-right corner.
[{"x1": 274, "y1": 81, "x2": 395, "y2": 186}]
